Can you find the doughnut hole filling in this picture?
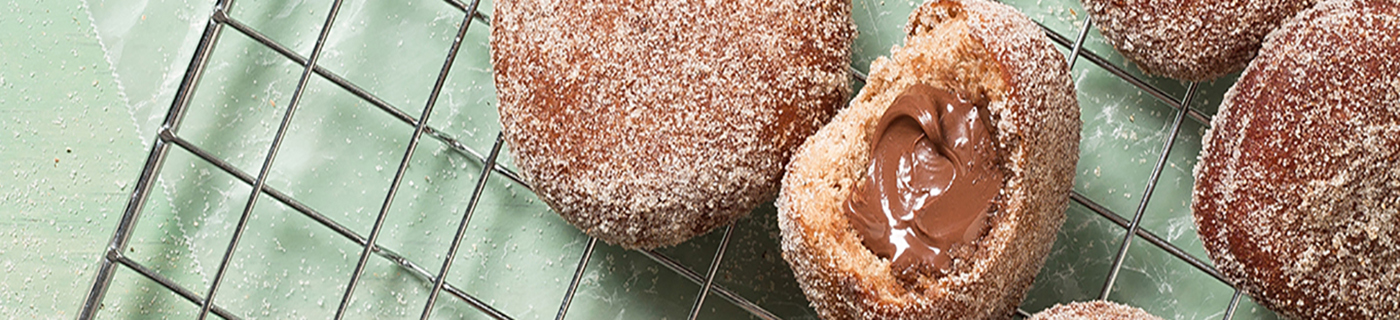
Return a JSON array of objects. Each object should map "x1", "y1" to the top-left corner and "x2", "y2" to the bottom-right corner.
[{"x1": 844, "y1": 83, "x2": 1003, "y2": 282}]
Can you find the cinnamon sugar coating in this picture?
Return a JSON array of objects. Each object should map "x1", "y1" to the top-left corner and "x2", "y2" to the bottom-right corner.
[
  {"x1": 1028, "y1": 301, "x2": 1163, "y2": 320},
  {"x1": 1081, "y1": 0, "x2": 1316, "y2": 81},
  {"x1": 491, "y1": 0, "x2": 854, "y2": 249},
  {"x1": 776, "y1": 0, "x2": 1080, "y2": 318},
  {"x1": 1193, "y1": 0, "x2": 1400, "y2": 318}
]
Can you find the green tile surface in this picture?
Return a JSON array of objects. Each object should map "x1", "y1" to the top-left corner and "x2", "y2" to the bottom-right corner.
[{"x1": 2, "y1": 0, "x2": 1287, "y2": 319}]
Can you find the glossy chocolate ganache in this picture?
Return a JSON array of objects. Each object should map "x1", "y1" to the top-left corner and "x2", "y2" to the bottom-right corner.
[{"x1": 844, "y1": 84, "x2": 1002, "y2": 277}]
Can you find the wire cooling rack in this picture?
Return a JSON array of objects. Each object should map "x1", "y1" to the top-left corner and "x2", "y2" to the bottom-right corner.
[{"x1": 77, "y1": 0, "x2": 1253, "y2": 319}]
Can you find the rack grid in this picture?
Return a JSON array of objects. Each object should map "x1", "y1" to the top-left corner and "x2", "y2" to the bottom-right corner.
[{"x1": 77, "y1": 0, "x2": 1253, "y2": 319}]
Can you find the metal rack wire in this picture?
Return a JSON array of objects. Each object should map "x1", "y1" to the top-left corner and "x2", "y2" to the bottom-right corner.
[{"x1": 77, "y1": 0, "x2": 1250, "y2": 319}]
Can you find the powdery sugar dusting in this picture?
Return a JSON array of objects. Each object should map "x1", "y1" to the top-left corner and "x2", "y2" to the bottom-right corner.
[
  {"x1": 776, "y1": 0, "x2": 1080, "y2": 318},
  {"x1": 491, "y1": 0, "x2": 854, "y2": 249},
  {"x1": 1193, "y1": 0, "x2": 1400, "y2": 318},
  {"x1": 1082, "y1": 0, "x2": 1316, "y2": 81}
]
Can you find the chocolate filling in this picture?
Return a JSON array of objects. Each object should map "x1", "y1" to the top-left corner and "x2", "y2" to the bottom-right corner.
[{"x1": 844, "y1": 84, "x2": 1002, "y2": 277}]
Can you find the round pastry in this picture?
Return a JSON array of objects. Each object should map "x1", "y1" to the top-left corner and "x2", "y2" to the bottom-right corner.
[
  {"x1": 1028, "y1": 301, "x2": 1163, "y2": 320},
  {"x1": 491, "y1": 0, "x2": 854, "y2": 248},
  {"x1": 776, "y1": 0, "x2": 1079, "y2": 318},
  {"x1": 1192, "y1": 0, "x2": 1400, "y2": 318},
  {"x1": 1080, "y1": 0, "x2": 1316, "y2": 81}
]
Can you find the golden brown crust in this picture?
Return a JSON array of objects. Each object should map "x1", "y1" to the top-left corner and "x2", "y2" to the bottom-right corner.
[
  {"x1": 1192, "y1": 0, "x2": 1400, "y2": 318},
  {"x1": 491, "y1": 0, "x2": 854, "y2": 249},
  {"x1": 1028, "y1": 301, "x2": 1163, "y2": 320},
  {"x1": 1081, "y1": 0, "x2": 1316, "y2": 81},
  {"x1": 776, "y1": 0, "x2": 1079, "y2": 318}
]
